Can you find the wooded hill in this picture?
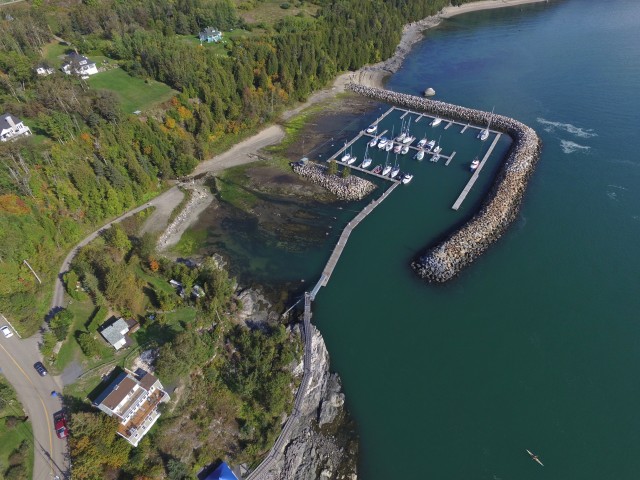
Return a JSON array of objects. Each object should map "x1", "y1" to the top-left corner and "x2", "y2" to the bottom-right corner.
[{"x1": 0, "y1": 0, "x2": 471, "y2": 332}]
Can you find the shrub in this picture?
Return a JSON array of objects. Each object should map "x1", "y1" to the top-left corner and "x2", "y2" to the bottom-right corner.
[
  {"x1": 280, "y1": 2, "x2": 290, "y2": 8},
  {"x1": 77, "y1": 332, "x2": 103, "y2": 358},
  {"x1": 87, "y1": 306, "x2": 108, "y2": 333},
  {"x1": 50, "y1": 309, "x2": 73, "y2": 341}
]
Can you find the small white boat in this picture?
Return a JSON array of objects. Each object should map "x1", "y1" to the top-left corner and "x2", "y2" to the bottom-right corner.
[
  {"x1": 401, "y1": 145, "x2": 409, "y2": 155},
  {"x1": 415, "y1": 149, "x2": 425, "y2": 161},
  {"x1": 433, "y1": 144, "x2": 442, "y2": 154},
  {"x1": 340, "y1": 152, "x2": 351, "y2": 163},
  {"x1": 396, "y1": 132, "x2": 406, "y2": 143},
  {"x1": 426, "y1": 139, "x2": 436, "y2": 151},
  {"x1": 377, "y1": 137, "x2": 388, "y2": 149},
  {"x1": 402, "y1": 135, "x2": 415, "y2": 145},
  {"x1": 382, "y1": 164, "x2": 392, "y2": 176},
  {"x1": 470, "y1": 157, "x2": 480, "y2": 171},
  {"x1": 385, "y1": 141, "x2": 394, "y2": 152},
  {"x1": 478, "y1": 107, "x2": 494, "y2": 141},
  {"x1": 417, "y1": 137, "x2": 428, "y2": 148},
  {"x1": 361, "y1": 157, "x2": 372, "y2": 169},
  {"x1": 366, "y1": 124, "x2": 377, "y2": 134},
  {"x1": 430, "y1": 153, "x2": 441, "y2": 163},
  {"x1": 347, "y1": 156, "x2": 357, "y2": 165},
  {"x1": 401, "y1": 173, "x2": 413, "y2": 184},
  {"x1": 390, "y1": 165, "x2": 400, "y2": 178},
  {"x1": 430, "y1": 117, "x2": 442, "y2": 127},
  {"x1": 393, "y1": 143, "x2": 402, "y2": 154},
  {"x1": 369, "y1": 136, "x2": 379, "y2": 147},
  {"x1": 526, "y1": 450, "x2": 544, "y2": 467}
]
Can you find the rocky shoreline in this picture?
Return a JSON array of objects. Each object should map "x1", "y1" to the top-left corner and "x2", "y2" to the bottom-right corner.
[
  {"x1": 292, "y1": 162, "x2": 376, "y2": 201},
  {"x1": 348, "y1": 84, "x2": 541, "y2": 282}
]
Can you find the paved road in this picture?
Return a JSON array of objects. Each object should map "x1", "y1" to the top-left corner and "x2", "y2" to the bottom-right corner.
[{"x1": 0, "y1": 332, "x2": 67, "y2": 480}]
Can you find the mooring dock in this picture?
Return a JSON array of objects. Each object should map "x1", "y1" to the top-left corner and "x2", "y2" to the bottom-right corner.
[{"x1": 451, "y1": 133, "x2": 502, "y2": 210}]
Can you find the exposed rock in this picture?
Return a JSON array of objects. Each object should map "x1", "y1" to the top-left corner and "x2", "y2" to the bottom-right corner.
[
  {"x1": 252, "y1": 326, "x2": 357, "y2": 480},
  {"x1": 292, "y1": 162, "x2": 376, "y2": 201}
]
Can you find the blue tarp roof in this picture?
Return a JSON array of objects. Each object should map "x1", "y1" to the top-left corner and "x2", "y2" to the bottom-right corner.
[{"x1": 204, "y1": 462, "x2": 238, "y2": 480}]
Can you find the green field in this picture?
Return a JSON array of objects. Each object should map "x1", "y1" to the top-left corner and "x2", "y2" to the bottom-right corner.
[
  {"x1": 43, "y1": 41, "x2": 72, "y2": 68},
  {"x1": 87, "y1": 68, "x2": 175, "y2": 114},
  {"x1": 0, "y1": 377, "x2": 34, "y2": 480},
  {"x1": 237, "y1": 0, "x2": 320, "y2": 25}
]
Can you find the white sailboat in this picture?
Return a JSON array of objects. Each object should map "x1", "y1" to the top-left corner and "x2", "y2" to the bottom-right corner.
[
  {"x1": 396, "y1": 119, "x2": 406, "y2": 143},
  {"x1": 360, "y1": 145, "x2": 372, "y2": 169},
  {"x1": 415, "y1": 148, "x2": 425, "y2": 161},
  {"x1": 526, "y1": 450, "x2": 544, "y2": 467},
  {"x1": 390, "y1": 154, "x2": 400, "y2": 178},
  {"x1": 402, "y1": 117, "x2": 415, "y2": 144},
  {"x1": 340, "y1": 142, "x2": 351, "y2": 162},
  {"x1": 430, "y1": 116, "x2": 442, "y2": 127},
  {"x1": 417, "y1": 126, "x2": 428, "y2": 148},
  {"x1": 377, "y1": 136, "x2": 388, "y2": 149},
  {"x1": 369, "y1": 135, "x2": 379, "y2": 147},
  {"x1": 426, "y1": 139, "x2": 436, "y2": 151},
  {"x1": 346, "y1": 146, "x2": 357, "y2": 165},
  {"x1": 401, "y1": 144, "x2": 409, "y2": 155},
  {"x1": 433, "y1": 135, "x2": 442, "y2": 154},
  {"x1": 478, "y1": 107, "x2": 494, "y2": 141},
  {"x1": 381, "y1": 151, "x2": 392, "y2": 176}
]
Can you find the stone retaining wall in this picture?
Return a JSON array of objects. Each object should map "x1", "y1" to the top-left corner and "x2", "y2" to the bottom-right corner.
[
  {"x1": 292, "y1": 162, "x2": 376, "y2": 201},
  {"x1": 347, "y1": 84, "x2": 541, "y2": 282}
]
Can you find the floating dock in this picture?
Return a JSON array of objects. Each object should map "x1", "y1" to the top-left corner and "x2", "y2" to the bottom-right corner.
[{"x1": 451, "y1": 133, "x2": 502, "y2": 210}]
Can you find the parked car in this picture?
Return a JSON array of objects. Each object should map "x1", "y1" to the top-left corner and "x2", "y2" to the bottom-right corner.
[
  {"x1": 34, "y1": 361, "x2": 48, "y2": 376},
  {"x1": 1, "y1": 325, "x2": 13, "y2": 338},
  {"x1": 53, "y1": 411, "x2": 69, "y2": 439}
]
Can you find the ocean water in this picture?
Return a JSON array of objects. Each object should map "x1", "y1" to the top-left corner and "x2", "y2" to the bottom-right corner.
[{"x1": 309, "y1": 0, "x2": 640, "y2": 478}]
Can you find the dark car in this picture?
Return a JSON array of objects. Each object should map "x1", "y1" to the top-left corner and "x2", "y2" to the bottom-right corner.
[{"x1": 34, "y1": 361, "x2": 48, "y2": 376}]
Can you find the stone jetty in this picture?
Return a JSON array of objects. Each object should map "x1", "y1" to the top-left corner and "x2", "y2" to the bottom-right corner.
[
  {"x1": 347, "y1": 83, "x2": 542, "y2": 282},
  {"x1": 292, "y1": 161, "x2": 376, "y2": 201}
]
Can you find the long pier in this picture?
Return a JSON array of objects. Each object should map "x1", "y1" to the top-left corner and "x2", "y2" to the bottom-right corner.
[{"x1": 451, "y1": 133, "x2": 502, "y2": 210}]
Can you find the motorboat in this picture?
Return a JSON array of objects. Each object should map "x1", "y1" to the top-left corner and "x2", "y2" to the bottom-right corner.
[
  {"x1": 377, "y1": 137, "x2": 388, "y2": 149},
  {"x1": 430, "y1": 153, "x2": 441, "y2": 162},
  {"x1": 402, "y1": 135, "x2": 415, "y2": 145},
  {"x1": 417, "y1": 137, "x2": 428, "y2": 148},
  {"x1": 393, "y1": 143, "x2": 403, "y2": 154},
  {"x1": 415, "y1": 149, "x2": 425, "y2": 161},
  {"x1": 401, "y1": 173, "x2": 413, "y2": 184},
  {"x1": 426, "y1": 139, "x2": 436, "y2": 151},
  {"x1": 366, "y1": 124, "x2": 377, "y2": 134},
  {"x1": 401, "y1": 145, "x2": 409, "y2": 155},
  {"x1": 369, "y1": 136, "x2": 379, "y2": 147},
  {"x1": 430, "y1": 117, "x2": 442, "y2": 127},
  {"x1": 470, "y1": 157, "x2": 480, "y2": 171},
  {"x1": 372, "y1": 165, "x2": 382, "y2": 174},
  {"x1": 385, "y1": 141, "x2": 394, "y2": 152}
]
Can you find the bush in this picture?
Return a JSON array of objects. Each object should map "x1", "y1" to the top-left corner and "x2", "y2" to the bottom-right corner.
[
  {"x1": 50, "y1": 309, "x2": 73, "y2": 341},
  {"x1": 40, "y1": 331, "x2": 58, "y2": 359},
  {"x1": 77, "y1": 332, "x2": 103, "y2": 358},
  {"x1": 280, "y1": 2, "x2": 290, "y2": 8}
]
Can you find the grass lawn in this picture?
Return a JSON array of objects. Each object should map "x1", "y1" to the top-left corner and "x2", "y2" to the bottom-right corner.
[
  {"x1": 54, "y1": 296, "x2": 100, "y2": 371},
  {"x1": 42, "y1": 41, "x2": 72, "y2": 68},
  {"x1": 87, "y1": 68, "x2": 175, "y2": 114},
  {"x1": 0, "y1": 377, "x2": 34, "y2": 480}
]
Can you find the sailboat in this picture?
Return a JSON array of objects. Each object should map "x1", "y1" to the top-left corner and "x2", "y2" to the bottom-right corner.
[
  {"x1": 369, "y1": 134, "x2": 379, "y2": 148},
  {"x1": 401, "y1": 144, "x2": 410, "y2": 155},
  {"x1": 377, "y1": 136, "x2": 388, "y2": 149},
  {"x1": 526, "y1": 450, "x2": 544, "y2": 467},
  {"x1": 390, "y1": 154, "x2": 400, "y2": 179},
  {"x1": 402, "y1": 117, "x2": 415, "y2": 144},
  {"x1": 426, "y1": 139, "x2": 436, "y2": 151},
  {"x1": 381, "y1": 151, "x2": 392, "y2": 176},
  {"x1": 433, "y1": 135, "x2": 442, "y2": 154},
  {"x1": 417, "y1": 125, "x2": 428, "y2": 148},
  {"x1": 395, "y1": 119, "x2": 406, "y2": 143},
  {"x1": 415, "y1": 148, "x2": 425, "y2": 161},
  {"x1": 430, "y1": 116, "x2": 442, "y2": 127},
  {"x1": 478, "y1": 107, "x2": 494, "y2": 141},
  {"x1": 360, "y1": 145, "x2": 372, "y2": 169},
  {"x1": 385, "y1": 126, "x2": 395, "y2": 151},
  {"x1": 347, "y1": 146, "x2": 357, "y2": 165},
  {"x1": 340, "y1": 142, "x2": 351, "y2": 163}
]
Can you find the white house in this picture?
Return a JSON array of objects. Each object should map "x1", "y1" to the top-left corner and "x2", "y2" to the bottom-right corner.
[
  {"x1": 99, "y1": 317, "x2": 130, "y2": 350},
  {"x1": 61, "y1": 52, "x2": 98, "y2": 77},
  {"x1": 93, "y1": 369, "x2": 170, "y2": 447},
  {"x1": 199, "y1": 27, "x2": 222, "y2": 43},
  {"x1": 0, "y1": 113, "x2": 32, "y2": 142}
]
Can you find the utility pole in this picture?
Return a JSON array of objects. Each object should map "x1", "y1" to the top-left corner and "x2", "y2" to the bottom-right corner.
[{"x1": 23, "y1": 259, "x2": 42, "y2": 284}]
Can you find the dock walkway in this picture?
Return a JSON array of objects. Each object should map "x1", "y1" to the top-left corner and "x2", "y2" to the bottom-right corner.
[{"x1": 451, "y1": 133, "x2": 502, "y2": 210}]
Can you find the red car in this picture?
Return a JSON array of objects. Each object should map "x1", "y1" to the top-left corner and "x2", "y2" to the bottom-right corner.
[{"x1": 53, "y1": 411, "x2": 69, "y2": 439}]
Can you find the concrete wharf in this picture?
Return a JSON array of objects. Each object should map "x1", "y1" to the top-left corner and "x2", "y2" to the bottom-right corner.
[
  {"x1": 451, "y1": 133, "x2": 502, "y2": 210},
  {"x1": 369, "y1": 106, "x2": 396, "y2": 127},
  {"x1": 445, "y1": 151, "x2": 457, "y2": 166},
  {"x1": 461, "y1": 123, "x2": 470, "y2": 133},
  {"x1": 444, "y1": 121, "x2": 454, "y2": 129}
]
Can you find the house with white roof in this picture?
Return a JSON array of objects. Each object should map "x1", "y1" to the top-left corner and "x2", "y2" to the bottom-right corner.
[
  {"x1": 93, "y1": 369, "x2": 170, "y2": 447},
  {"x1": 0, "y1": 113, "x2": 32, "y2": 142},
  {"x1": 35, "y1": 65, "x2": 55, "y2": 76},
  {"x1": 199, "y1": 27, "x2": 222, "y2": 43},
  {"x1": 61, "y1": 52, "x2": 98, "y2": 77},
  {"x1": 99, "y1": 317, "x2": 131, "y2": 350}
]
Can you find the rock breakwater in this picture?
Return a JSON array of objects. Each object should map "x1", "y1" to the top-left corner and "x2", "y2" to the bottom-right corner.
[
  {"x1": 348, "y1": 84, "x2": 541, "y2": 282},
  {"x1": 292, "y1": 162, "x2": 376, "y2": 201}
]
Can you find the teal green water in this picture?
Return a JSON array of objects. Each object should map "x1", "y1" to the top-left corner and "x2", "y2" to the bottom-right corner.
[{"x1": 311, "y1": 1, "x2": 640, "y2": 478}]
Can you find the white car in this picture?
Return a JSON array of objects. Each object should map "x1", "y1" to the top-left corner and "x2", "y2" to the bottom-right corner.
[{"x1": 1, "y1": 326, "x2": 13, "y2": 338}]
